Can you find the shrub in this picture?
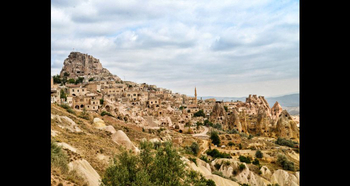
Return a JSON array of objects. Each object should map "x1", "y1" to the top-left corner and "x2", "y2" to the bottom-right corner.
[
  {"x1": 51, "y1": 140, "x2": 69, "y2": 173},
  {"x1": 238, "y1": 143, "x2": 242, "y2": 149},
  {"x1": 60, "y1": 90, "x2": 67, "y2": 101},
  {"x1": 206, "y1": 179, "x2": 216, "y2": 186},
  {"x1": 193, "y1": 110, "x2": 205, "y2": 117},
  {"x1": 189, "y1": 157, "x2": 197, "y2": 166},
  {"x1": 248, "y1": 134, "x2": 254, "y2": 139},
  {"x1": 224, "y1": 106, "x2": 228, "y2": 112},
  {"x1": 255, "y1": 150, "x2": 263, "y2": 158},
  {"x1": 200, "y1": 155, "x2": 209, "y2": 163},
  {"x1": 100, "y1": 99, "x2": 104, "y2": 105},
  {"x1": 239, "y1": 163, "x2": 246, "y2": 171},
  {"x1": 228, "y1": 142, "x2": 235, "y2": 147},
  {"x1": 68, "y1": 78, "x2": 76, "y2": 84},
  {"x1": 277, "y1": 154, "x2": 295, "y2": 171},
  {"x1": 252, "y1": 159, "x2": 260, "y2": 165},
  {"x1": 206, "y1": 149, "x2": 231, "y2": 159},
  {"x1": 275, "y1": 137, "x2": 298, "y2": 148},
  {"x1": 214, "y1": 162, "x2": 222, "y2": 170},
  {"x1": 224, "y1": 160, "x2": 231, "y2": 166},
  {"x1": 89, "y1": 78, "x2": 94, "y2": 82},
  {"x1": 101, "y1": 111, "x2": 113, "y2": 116},
  {"x1": 213, "y1": 123, "x2": 222, "y2": 130},
  {"x1": 190, "y1": 142, "x2": 200, "y2": 156},
  {"x1": 239, "y1": 156, "x2": 251, "y2": 164},
  {"x1": 210, "y1": 131, "x2": 220, "y2": 146}
]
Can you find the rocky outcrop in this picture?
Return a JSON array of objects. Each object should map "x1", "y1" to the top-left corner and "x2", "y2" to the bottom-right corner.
[
  {"x1": 275, "y1": 110, "x2": 299, "y2": 140},
  {"x1": 93, "y1": 118, "x2": 106, "y2": 128},
  {"x1": 111, "y1": 130, "x2": 140, "y2": 153},
  {"x1": 227, "y1": 109, "x2": 242, "y2": 132},
  {"x1": 212, "y1": 159, "x2": 270, "y2": 186},
  {"x1": 51, "y1": 114, "x2": 82, "y2": 133},
  {"x1": 260, "y1": 166, "x2": 272, "y2": 180},
  {"x1": 256, "y1": 107, "x2": 270, "y2": 136},
  {"x1": 68, "y1": 159, "x2": 101, "y2": 186},
  {"x1": 270, "y1": 169, "x2": 299, "y2": 186},
  {"x1": 271, "y1": 102, "x2": 283, "y2": 122},
  {"x1": 244, "y1": 95, "x2": 271, "y2": 118},
  {"x1": 210, "y1": 102, "x2": 227, "y2": 125},
  {"x1": 239, "y1": 111, "x2": 249, "y2": 134},
  {"x1": 60, "y1": 52, "x2": 120, "y2": 81}
]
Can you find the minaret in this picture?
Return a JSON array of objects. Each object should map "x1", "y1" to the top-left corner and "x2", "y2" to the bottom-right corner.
[{"x1": 195, "y1": 87, "x2": 197, "y2": 106}]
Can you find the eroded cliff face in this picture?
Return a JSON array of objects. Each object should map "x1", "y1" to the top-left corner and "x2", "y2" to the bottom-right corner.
[
  {"x1": 227, "y1": 109, "x2": 242, "y2": 132},
  {"x1": 275, "y1": 110, "x2": 299, "y2": 140},
  {"x1": 271, "y1": 101, "x2": 283, "y2": 123},
  {"x1": 210, "y1": 102, "x2": 227, "y2": 125},
  {"x1": 59, "y1": 52, "x2": 120, "y2": 81},
  {"x1": 256, "y1": 106, "x2": 270, "y2": 137},
  {"x1": 245, "y1": 95, "x2": 271, "y2": 118}
]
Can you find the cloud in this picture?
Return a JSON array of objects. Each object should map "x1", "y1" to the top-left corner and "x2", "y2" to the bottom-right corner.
[{"x1": 51, "y1": 0, "x2": 299, "y2": 97}]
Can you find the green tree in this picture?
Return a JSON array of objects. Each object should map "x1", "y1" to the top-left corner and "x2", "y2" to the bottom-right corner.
[
  {"x1": 210, "y1": 131, "x2": 220, "y2": 146},
  {"x1": 194, "y1": 110, "x2": 205, "y2": 117},
  {"x1": 53, "y1": 75, "x2": 61, "y2": 84},
  {"x1": 277, "y1": 154, "x2": 295, "y2": 171},
  {"x1": 228, "y1": 142, "x2": 235, "y2": 147},
  {"x1": 60, "y1": 89, "x2": 67, "y2": 101},
  {"x1": 224, "y1": 106, "x2": 228, "y2": 112},
  {"x1": 255, "y1": 150, "x2": 263, "y2": 158},
  {"x1": 68, "y1": 78, "x2": 76, "y2": 84},
  {"x1": 100, "y1": 99, "x2": 104, "y2": 105},
  {"x1": 150, "y1": 142, "x2": 186, "y2": 185},
  {"x1": 190, "y1": 142, "x2": 200, "y2": 156}
]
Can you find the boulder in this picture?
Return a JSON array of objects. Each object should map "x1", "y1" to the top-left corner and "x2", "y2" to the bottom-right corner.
[
  {"x1": 93, "y1": 118, "x2": 106, "y2": 128},
  {"x1": 111, "y1": 130, "x2": 140, "y2": 153},
  {"x1": 275, "y1": 110, "x2": 299, "y2": 140},
  {"x1": 68, "y1": 159, "x2": 101, "y2": 186}
]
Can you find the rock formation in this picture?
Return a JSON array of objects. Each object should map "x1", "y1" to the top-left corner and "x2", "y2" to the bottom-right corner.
[
  {"x1": 245, "y1": 95, "x2": 271, "y2": 118},
  {"x1": 239, "y1": 111, "x2": 249, "y2": 134},
  {"x1": 111, "y1": 130, "x2": 140, "y2": 153},
  {"x1": 275, "y1": 110, "x2": 299, "y2": 140},
  {"x1": 227, "y1": 109, "x2": 242, "y2": 132},
  {"x1": 209, "y1": 102, "x2": 227, "y2": 125},
  {"x1": 256, "y1": 106, "x2": 270, "y2": 136},
  {"x1": 271, "y1": 101, "x2": 283, "y2": 122},
  {"x1": 60, "y1": 51, "x2": 120, "y2": 81},
  {"x1": 93, "y1": 118, "x2": 106, "y2": 128},
  {"x1": 270, "y1": 169, "x2": 299, "y2": 186}
]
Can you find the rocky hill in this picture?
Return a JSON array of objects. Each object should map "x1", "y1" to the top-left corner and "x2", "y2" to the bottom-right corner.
[
  {"x1": 51, "y1": 51, "x2": 299, "y2": 186},
  {"x1": 59, "y1": 52, "x2": 121, "y2": 81}
]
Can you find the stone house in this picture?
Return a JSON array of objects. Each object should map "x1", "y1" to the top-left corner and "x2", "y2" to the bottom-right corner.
[
  {"x1": 84, "y1": 82, "x2": 101, "y2": 92},
  {"x1": 51, "y1": 89, "x2": 61, "y2": 104},
  {"x1": 146, "y1": 98, "x2": 161, "y2": 108},
  {"x1": 66, "y1": 84, "x2": 88, "y2": 97}
]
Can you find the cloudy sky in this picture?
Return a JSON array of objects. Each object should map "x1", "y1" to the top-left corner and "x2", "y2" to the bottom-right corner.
[{"x1": 51, "y1": 0, "x2": 299, "y2": 97}]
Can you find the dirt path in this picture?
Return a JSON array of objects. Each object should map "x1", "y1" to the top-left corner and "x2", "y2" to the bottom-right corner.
[{"x1": 193, "y1": 126, "x2": 209, "y2": 138}]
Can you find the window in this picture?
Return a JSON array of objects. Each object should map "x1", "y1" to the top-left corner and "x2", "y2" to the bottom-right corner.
[
  {"x1": 82, "y1": 89, "x2": 84, "y2": 91},
  {"x1": 133, "y1": 94, "x2": 136, "y2": 96},
  {"x1": 77, "y1": 89, "x2": 79, "y2": 92},
  {"x1": 72, "y1": 89, "x2": 74, "y2": 92}
]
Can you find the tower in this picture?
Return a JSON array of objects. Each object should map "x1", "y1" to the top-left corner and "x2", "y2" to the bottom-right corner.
[{"x1": 195, "y1": 87, "x2": 197, "y2": 105}]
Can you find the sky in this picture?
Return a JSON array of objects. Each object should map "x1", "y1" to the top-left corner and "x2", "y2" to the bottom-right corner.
[{"x1": 51, "y1": 0, "x2": 299, "y2": 98}]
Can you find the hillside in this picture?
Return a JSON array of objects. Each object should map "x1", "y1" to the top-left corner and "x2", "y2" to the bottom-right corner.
[{"x1": 201, "y1": 93, "x2": 299, "y2": 115}]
